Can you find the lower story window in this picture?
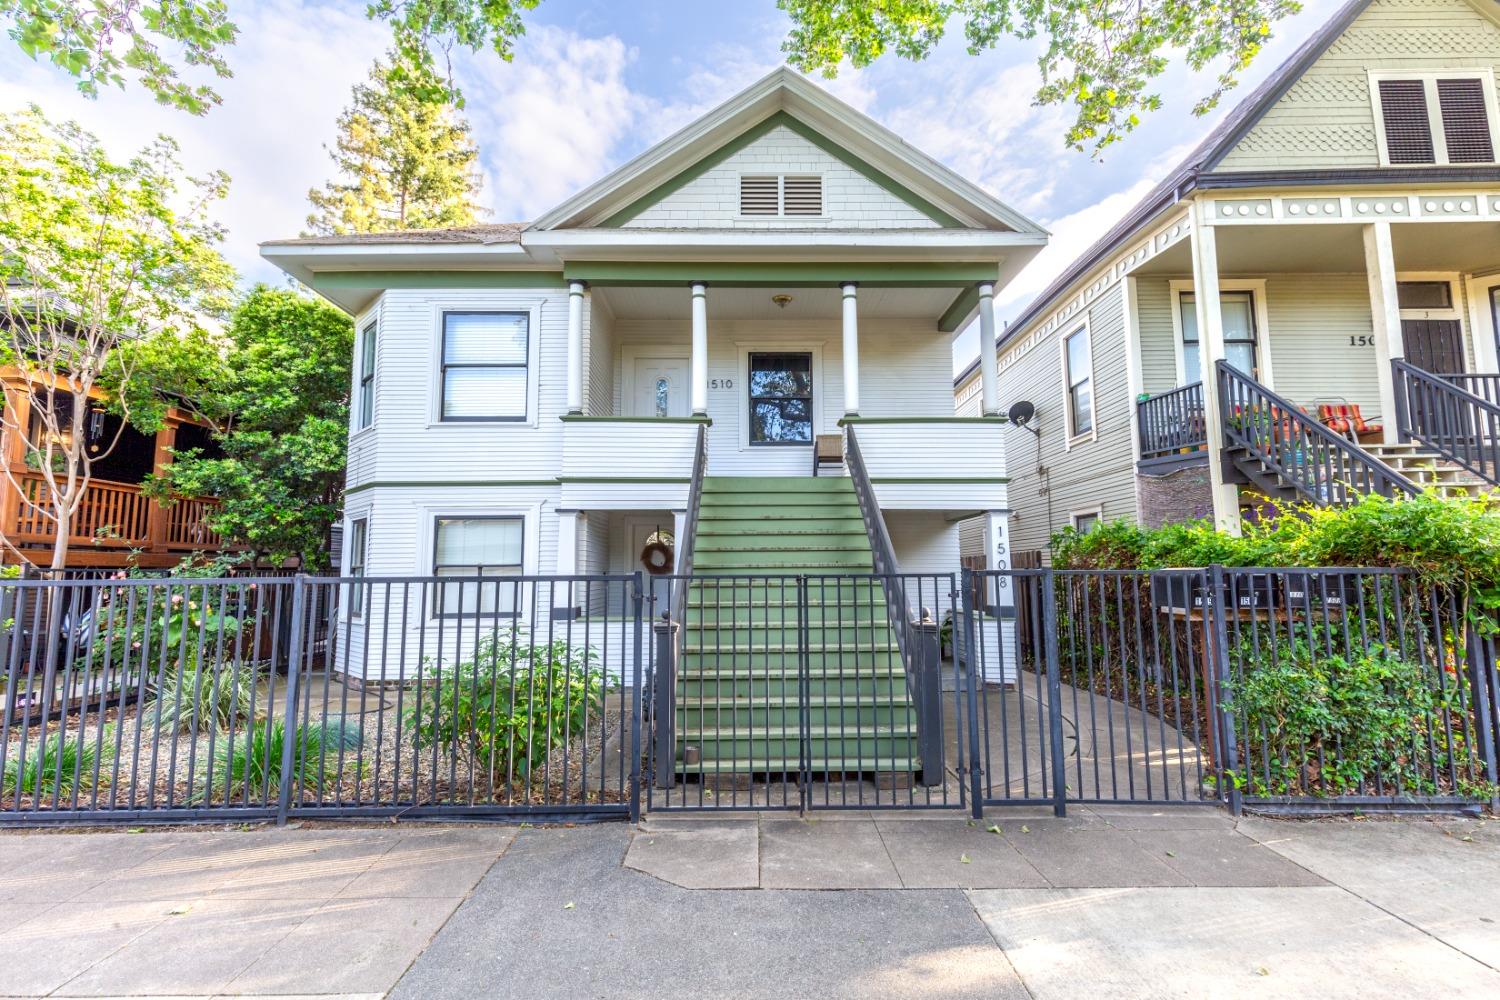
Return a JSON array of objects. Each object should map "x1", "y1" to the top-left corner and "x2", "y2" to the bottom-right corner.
[
  {"x1": 1072, "y1": 511, "x2": 1101, "y2": 535},
  {"x1": 433, "y1": 516, "x2": 523, "y2": 617},
  {"x1": 748, "y1": 351, "x2": 813, "y2": 444},
  {"x1": 348, "y1": 518, "x2": 368, "y2": 616}
]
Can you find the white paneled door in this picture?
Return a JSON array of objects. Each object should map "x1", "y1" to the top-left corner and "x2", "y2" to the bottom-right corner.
[{"x1": 632, "y1": 358, "x2": 690, "y2": 418}]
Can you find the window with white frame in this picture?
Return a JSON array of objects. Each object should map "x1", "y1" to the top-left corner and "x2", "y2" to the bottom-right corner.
[
  {"x1": 441, "y1": 312, "x2": 529, "y2": 421},
  {"x1": 1071, "y1": 510, "x2": 1102, "y2": 535},
  {"x1": 1063, "y1": 327, "x2": 1094, "y2": 437},
  {"x1": 1179, "y1": 291, "x2": 1259, "y2": 379},
  {"x1": 357, "y1": 321, "x2": 376, "y2": 430},
  {"x1": 347, "y1": 517, "x2": 368, "y2": 616},
  {"x1": 739, "y1": 174, "x2": 823, "y2": 216},
  {"x1": 432, "y1": 516, "x2": 523, "y2": 618},
  {"x1": 1373, "y1": 73, "x2": 1497, "y2": 165}
]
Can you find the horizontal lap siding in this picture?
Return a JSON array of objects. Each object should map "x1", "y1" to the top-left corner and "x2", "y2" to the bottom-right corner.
[
  {"x1": 587, "y1": 295, "x2": 615, "y2": 417},
  {"x1": 1136, "y1": 278, "x2": 1179, "y2": 394},
  {"x1": 622, "y1": 126, "x2": 940, "y2": 229},
  {"x1": 887, "y1": 511, "x2": 959, "y2": 620},
  {"x1": 1217, "y1": 0, "x2": 1500, "y2": 172},
  {"x1": 992, "y1": 283, "x2": 1137, "y2": 562},
  {"x1": 1263, "y1": 275, "x2": 1381, "y2": 412}
]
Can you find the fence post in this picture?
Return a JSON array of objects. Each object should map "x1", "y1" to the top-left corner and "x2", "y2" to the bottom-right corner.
[
  {"x1": 651, "y1": 612, "x2": 678, "y2": 791},
  {"x1": 1207, "y1": 565, "x2": 1243, "y2": 817},
  {"x1": 1040, "y1": 568, "x2": 1067, "y2": 818},
  {"x1": 959, "y1": 570, "x2": 984, "y2": 819},
  {"x1": 275, "y1": 574, "x2": 308, "y2": 826},
  {"x1": 910, "y1": 609, "x2": 944, "y2": 788},
  {"x1": 629, "y1": 572, "x2": 644, "y2": 823},
  {"x1": 1465, "y1": 620, "x2": 1500, "y2": 813}
]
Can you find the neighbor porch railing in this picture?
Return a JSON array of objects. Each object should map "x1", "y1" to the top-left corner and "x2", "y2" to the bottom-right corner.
[
  {"x1": 1137, "y1": 381, "x2": 1208, "y2": 464},
  {"x1": 1217, "y1": 361, "x2": 1418, "y2": 504},
  {"x1": 6, "y1": 472, "x2": 229, "y2": 556},
  {"x1": 1392, "y1": 359, "x2": 1500, "y2": 487}
]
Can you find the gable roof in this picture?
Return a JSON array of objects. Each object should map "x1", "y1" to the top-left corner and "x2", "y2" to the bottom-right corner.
[
  {"x1": 529, "y1": 66, "x2": 1046, "y2": 235},
  {"x1": 954, "y1": 0, "x2": 1378, "y2": 387}
]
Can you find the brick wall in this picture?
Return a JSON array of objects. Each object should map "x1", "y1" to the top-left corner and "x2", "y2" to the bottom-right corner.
[{"x1": 1136, "y1": 466, "x2": 1215, "y2": 529}]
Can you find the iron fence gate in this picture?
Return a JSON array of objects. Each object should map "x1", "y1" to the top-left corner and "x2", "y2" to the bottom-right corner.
[{"x1": 644, "y1": 572, "x2": 973, "y2": 813}]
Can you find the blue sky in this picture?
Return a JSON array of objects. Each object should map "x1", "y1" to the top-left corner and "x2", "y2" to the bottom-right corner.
[{"x1": 0, "y1": 0, "x2": 1347, "y2": 369}]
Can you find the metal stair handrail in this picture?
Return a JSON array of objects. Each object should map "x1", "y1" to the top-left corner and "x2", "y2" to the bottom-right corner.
[
  {"x1": 668, "y1": 422, "x2": 709, "y2": 630},
  {"x1": 844, "y1": 426, "x2": 917, "y2": 693},
  {"x1": 1216, "y1": 361, "x2": 1419, "y2": 505},
  {"x1": 1392, "y1": 359, "x2": 1500, "y2": 487}
]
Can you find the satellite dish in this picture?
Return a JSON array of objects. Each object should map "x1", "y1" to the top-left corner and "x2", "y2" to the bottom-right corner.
[{"x1": 1007, "y1": 400, "x2": 1036, "y2": 427}]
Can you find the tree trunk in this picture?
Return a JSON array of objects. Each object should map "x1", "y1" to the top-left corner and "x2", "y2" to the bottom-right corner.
[{"x1": 49, "y1": 503, "x2": 70, "y2": 570}]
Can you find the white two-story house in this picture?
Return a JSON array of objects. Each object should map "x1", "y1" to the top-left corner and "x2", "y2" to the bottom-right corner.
[{"x1": 261, "y1": 68, "x2": 1042, "y2": 781}]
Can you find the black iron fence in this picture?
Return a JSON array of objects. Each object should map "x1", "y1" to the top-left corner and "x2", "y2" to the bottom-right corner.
[{"x1": 3, "y1": 566, "x2": 1496, "y2": 825}]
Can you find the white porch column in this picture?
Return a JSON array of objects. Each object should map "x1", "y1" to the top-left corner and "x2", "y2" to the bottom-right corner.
[
  {"x1": 690, "y1": 283, "x2": 708, "y2": 416},
  {"x1": 1363, "y1": 222, "x2": 1402, "y2": 445},
  {"x1": 1189, "y1": 212, "x2": 1242, "y2": 535},
  {"x1": 555, "y1": 509, "x2": 580, "y2": 576},
  {"x1": 977, "y1": 282, "x2": 1000, "y2": 416},
  {"x1": 841, "y1": 282, "x2": 860, "y2": 416},
  {"x1": 566, "y1": 281, "x2": 586, "y2": 415}
]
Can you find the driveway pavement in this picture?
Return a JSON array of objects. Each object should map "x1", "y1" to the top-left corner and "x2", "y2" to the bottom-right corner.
[{"x1": 2, "y1": 809, "x2": 1498, "y2": 998}]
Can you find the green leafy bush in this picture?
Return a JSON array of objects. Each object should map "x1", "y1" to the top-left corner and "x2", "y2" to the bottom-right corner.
[
  {"x1": 1225, "y1": 636, "x2": 1471, "y2": 797},
  {"x1": 82, "y1": 580, "x2": 246, "y2": 675},
  {"x1": 143, "y1": 659, "x2": 262, "y2": 734},
  {"x1": 197, "y1": 719, "x2": 363, "y2": 802},
  {"x1": 3, "y1": 731, "x2": 114, "y2": 799},
  {"x1": 405, "y1": 628, "x2": 610, "y2": 786}
]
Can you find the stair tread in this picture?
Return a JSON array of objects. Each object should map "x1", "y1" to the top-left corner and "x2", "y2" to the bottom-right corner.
[
  {"x1": 671, "y1": 757, "x2": 918, "y2": 773},
  {"x1": 678, "y1": 724, "x2": 917, "y2": 738}
]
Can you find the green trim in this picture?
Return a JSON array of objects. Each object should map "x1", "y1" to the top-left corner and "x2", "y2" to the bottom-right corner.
[
  {"x1": 560, "y1": 414, "x2": 712, "y2": 425},
  {"x1": 838, "y1": 416, "x2": 1005, "y2": 426},
  {"x1": 345, "y1": 479, "x2": 558, "y2": 495},
  {"x1": 871, "y1": 477, "x2": 1009, "y2": 484},
  {"x1": 311, "y1": 271, "x2": 568, "y2": 291},
  {"x1": 938, "y1": 286, "x2": 980, "y2": 333},
  {"x1": 558, "y1": 477, "x2": 691, "y2": 484},
  {"x1": 564, "y1": 261, "x2": 997, "y2": 288},
  {"x1": 598, "y1": 110, "x2": 963, "y2": 228}
]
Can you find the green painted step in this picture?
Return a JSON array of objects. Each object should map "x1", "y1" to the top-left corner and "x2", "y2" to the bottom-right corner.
[
  {"x1": 673, "y1": 756, "x2": 919, "y2": 777},
  {"x1": 674, "y1": 474, "x2": 916, "y2": 780}
]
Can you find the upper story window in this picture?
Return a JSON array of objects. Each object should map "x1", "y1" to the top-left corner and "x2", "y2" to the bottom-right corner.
[
  {"x1": 441, "y1": 311, "x2": 528, "y2": 421},
  {"x1": 739, "y1": 174, "x2": 823, "y2": 216},
  {"x1": 357, "y1": 320, "x2": 376, "y2": 430},
  {"x1": 1063, "y1": 326, "x2": 1094, "y2": 438},
  {"x1": 1373, "y1": 73, "x2": 1497, "y2": 166}
]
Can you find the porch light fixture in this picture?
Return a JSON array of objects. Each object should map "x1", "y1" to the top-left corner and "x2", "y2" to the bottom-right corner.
[{"x1": 771, "y1": 294, "x2": 793, "y2": 309}]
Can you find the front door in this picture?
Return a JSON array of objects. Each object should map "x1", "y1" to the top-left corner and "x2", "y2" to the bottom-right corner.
[
  {"x1": 1403, "y1": 319, "x2": 1466, "y2": 374},
  {"x1": 632, "y1": 358, "x2": 689, "y2": 418},
  {"x1": 628, "y1": 520, "x2": 675, "y2": 613}
]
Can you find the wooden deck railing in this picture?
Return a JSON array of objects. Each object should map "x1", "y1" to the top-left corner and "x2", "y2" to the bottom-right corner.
[{"x1": 5, "y1": 472, "x2": 230, "y2": 554}]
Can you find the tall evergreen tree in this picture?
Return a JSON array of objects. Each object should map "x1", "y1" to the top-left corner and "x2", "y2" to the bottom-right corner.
[{"x1": 305, "y1": 55, "x2": 485, "y2": 235}]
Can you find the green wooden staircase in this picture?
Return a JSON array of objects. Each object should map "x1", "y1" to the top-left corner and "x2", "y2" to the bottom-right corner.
[{"x1": 675, "y1": 476, "x2": 919, "y2": 779}]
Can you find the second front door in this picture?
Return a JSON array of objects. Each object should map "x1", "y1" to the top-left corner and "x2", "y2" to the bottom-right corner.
[{"x1": 632, "y1": 357, "x2": 689, "y2": 418}]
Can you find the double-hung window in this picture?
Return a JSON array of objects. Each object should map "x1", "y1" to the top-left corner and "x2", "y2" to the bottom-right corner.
[
  {"x1": 441, "y1": 312, "x2": 529, "y2": 421},
  {"x1": 357, "y1": 321, "x2": 376, "y2": 430},
  {"x1": 748, "y1": 352, "x2": 813, "y2": 445},
  {"x1": 347, "y1": 518, "x2": 368, "y2": 616},
  {"x1": 1063, "y1": 327, "x2": 1094, "y2": 437},
  {"x1": 433, "y1": 516, "x2": 523, "y2": 618},
  {"x1": 1373, "y1": 74, "x2": 1497, "y2": 165},
  {"x1": 1179, "y1": 292, "x2": 1258, "y2": 379}
]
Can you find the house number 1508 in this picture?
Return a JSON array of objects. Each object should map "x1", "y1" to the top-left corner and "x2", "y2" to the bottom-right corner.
[
  {"x1": 710, "y1": 378, "x2": 735, "y2": 389},
  {"x1": 1348, "y1": 335, "x2": 1373, "y2": 347}
]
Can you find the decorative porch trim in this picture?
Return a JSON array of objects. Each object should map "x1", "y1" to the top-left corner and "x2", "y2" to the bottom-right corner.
[
  {"x1": 309, "y1": 270, "x2": 568, "y2": 291},
  {"x1": 1201, "y1": 191, "x2": 1499, "y2": 226},
  {"x1": 563, "y1": 261, "x2": 999, "y2": 287}
]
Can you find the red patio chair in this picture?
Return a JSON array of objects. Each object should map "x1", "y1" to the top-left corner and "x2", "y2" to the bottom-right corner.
[{"x1": 1315, "y1": 403, "x2": 1383, "y2": 444}]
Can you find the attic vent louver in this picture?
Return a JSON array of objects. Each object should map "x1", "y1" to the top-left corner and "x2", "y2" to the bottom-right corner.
[
  {"x1": 740, "y1": 175, "x2": 779, "y2": 215},
  {"x1": 782, "y1": 175, "x2": 823, "y2": 215},
  {"x1": 1378, "y1": 79, "x2": 1435, "y2": 164},
  {"x1": 1438, "y1": 78, "x2": 1495, "y2": 163}
]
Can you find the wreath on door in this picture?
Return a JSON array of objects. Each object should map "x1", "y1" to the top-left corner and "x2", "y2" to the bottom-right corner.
[{"x1": 640, "y1": 539, "x2": 674, "y2": 575}]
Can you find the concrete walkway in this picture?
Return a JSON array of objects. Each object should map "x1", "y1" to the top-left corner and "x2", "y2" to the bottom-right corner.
[{"x1": 2, "y1": 809, "x2": 1499, "y2": 998}]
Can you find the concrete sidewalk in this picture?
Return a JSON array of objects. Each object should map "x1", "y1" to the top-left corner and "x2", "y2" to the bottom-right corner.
[{"x1": 2, "y1": 809, "x2": 1498, "y2": 998}]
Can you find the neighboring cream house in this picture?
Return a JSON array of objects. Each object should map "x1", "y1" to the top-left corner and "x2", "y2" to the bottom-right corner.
[{"x1": 957, "y1": 0, "x2": 1500, "y2": 562}]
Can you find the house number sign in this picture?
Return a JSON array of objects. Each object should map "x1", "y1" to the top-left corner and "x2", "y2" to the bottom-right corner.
[{"x1": 710, "y1": 378, "x2": 735, "y2": 389}]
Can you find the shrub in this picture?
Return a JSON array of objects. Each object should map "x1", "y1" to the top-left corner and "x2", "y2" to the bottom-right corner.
[
  {"x1": 405, "y1": 628, "x2": 610, "y2": 786},
  {"x1": 81, "y1": 579, "x2": 247, "y2": 675},
  {"x1": 3, "y1": 731, "x2": 114, "y2": 799},
  {"x1": 1225, "y1": 636, "x2": 1470, "y2": 797},
  {"x1": 143, "y1": 659, "x2": 262, "y2": 734},
  {"x1": 198, "y1": 719, "x2": 362, "y2": 802}
]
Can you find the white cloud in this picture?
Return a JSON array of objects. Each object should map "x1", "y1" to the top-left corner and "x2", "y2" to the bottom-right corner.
[{"x1": 0, "y1": 0, "x2": 388, "y2": 285}]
